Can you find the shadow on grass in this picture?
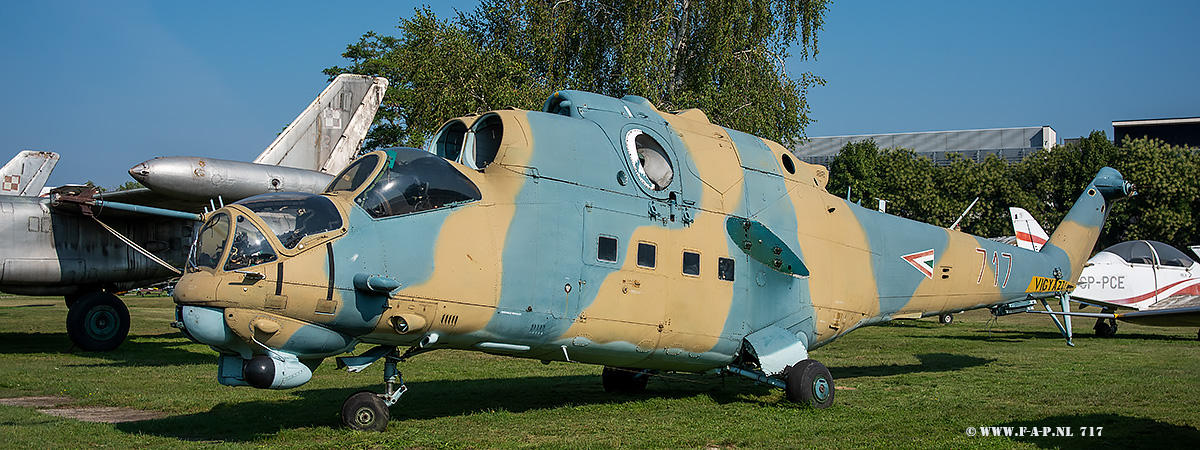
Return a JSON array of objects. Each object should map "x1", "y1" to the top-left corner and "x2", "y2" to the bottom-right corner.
[
  {"x1": 992, "y1": 413, "x2": 1200, "y2": 449},
  {"x1": 113, "y1": 354, "x2": 993, "y2": 442},
  {"x1": 113, "y1": 373, "x2": 760, "y2": 442},
  {"x1": 0, "y1": 331, "x2": 212, "y2": 366},
  {"x1": 0, "y1": 303, "x2": 58, "y2": 309},
  {"x1": 834, "y1": 353, "x2": 995, "y2": 378},
  {"x1": 913, "y1": 329, "x2": 1070, "y2": 342}
]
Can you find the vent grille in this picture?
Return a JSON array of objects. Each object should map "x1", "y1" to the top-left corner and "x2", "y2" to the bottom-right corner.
[{"x1": 440, "y1": 314, "x2": 459, "y2": 327}]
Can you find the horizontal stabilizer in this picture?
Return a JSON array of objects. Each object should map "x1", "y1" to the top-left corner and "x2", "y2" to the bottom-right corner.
[{"x1": 1030, "y1": 305, "x2": 1200, "y2": 327}]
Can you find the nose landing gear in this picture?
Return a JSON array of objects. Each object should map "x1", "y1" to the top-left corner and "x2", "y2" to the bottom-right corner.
[{"x1": 336, "y1": 346, "x2": 414, "y2": 431}]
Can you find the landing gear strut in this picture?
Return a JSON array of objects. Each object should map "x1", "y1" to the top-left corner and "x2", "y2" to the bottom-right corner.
[
  {"x1": 1094, "y1": 313, "x2": 1118, "y2": 338},
  {"x1": 337, "y1": 346, "x2": 412, "y2": 431},
  {"x1": 65, "y1": 291, "x2": 129, "y2": 351},
  {"x1": 724, "y1": 358, "x2": 836, "y2": 409}
]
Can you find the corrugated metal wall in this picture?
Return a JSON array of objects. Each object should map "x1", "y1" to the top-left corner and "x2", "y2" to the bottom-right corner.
[{"x1": 795, "y1": 126, "x2": 1052, "y2": 165}]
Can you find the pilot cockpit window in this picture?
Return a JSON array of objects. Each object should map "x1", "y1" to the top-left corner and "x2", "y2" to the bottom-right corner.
[
  {"x1": 356, "y1": 147, "x2": 482, "y2": 219},
  {"x1": 225, "y1": 215, "x2": 278, "y2": 271},
  {"x1": 237, "y1": 192, "x2": 343, "y2": 249},
  {"x1": 1103, "y1": 241, "x2": 1156, "y2": 265},
  {"x1": 1149, "y1": 241, "x2": 1195, "y2": 267},
  {"x1": 326, "y1": 153, "x2": 381, "y2": 193},
  {"x1": 624, "y1": 129, "x2": 673, "y2": 191},
  {"x1": 191, "y1": 213, "x2": 230, "y2": 270}
]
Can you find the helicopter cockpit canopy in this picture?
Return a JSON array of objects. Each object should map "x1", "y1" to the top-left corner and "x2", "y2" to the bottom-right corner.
[
  {"x1": 188, "y1": 192, "x2": 344, "y2": 272},
  {"x1": 327, "y1": 148, "x2": 482, "y2": 219}
]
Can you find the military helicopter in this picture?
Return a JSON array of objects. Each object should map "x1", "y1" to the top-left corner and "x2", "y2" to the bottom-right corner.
[{"x1": 171, "y1": 90, "x2": 1130, "y2": 431}]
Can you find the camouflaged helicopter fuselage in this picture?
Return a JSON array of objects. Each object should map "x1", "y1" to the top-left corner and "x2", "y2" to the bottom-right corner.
[{"x1": 174, "y1": 90, "x2": 1124, "y2": 375}]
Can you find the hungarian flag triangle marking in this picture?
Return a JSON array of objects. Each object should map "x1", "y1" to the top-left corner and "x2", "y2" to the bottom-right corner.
[{"x1": 901, "y1": 249, "x2": 935, "y2": 279}]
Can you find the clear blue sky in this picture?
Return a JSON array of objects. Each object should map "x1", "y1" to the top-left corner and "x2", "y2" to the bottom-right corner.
[{"x1": 3, "y1": 0, "x2": 1197, "y2": 188}]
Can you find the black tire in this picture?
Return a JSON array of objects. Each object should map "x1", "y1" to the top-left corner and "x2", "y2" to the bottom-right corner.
[
  {"x1": 785, "y1": 359, "x2": 835, "y2": 409},
  {"x1": 342, "y1": 390, "x2": 389, "y2": 432},
  {"x1": 602, "y1": 366, "x2": 650, "y2": 394},
  {"x1": 939, "y1": 314, "x2": 954, "y2": 325},
  {"x1": 1094, "y1": 320, "x2": 1117, "y2": 338},
  {"x1": 64, "y1": 291, "x2": 85, "y2": 309},
  {"x1": 65, "y1": 292, "x2": 130, "y2": 352}
]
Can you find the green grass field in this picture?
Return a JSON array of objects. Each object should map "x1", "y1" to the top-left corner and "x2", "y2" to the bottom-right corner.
[{"x1": 1, "y1": 295, "x2": 1198, "y2": 449}]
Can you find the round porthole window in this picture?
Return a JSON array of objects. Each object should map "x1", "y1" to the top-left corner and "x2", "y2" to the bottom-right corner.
[{"x1": 624, "y1": 129, "x2": 673, "y2": 191}]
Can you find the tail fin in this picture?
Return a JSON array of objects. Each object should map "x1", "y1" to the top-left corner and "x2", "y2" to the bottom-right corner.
[
  {"x1": 1043, "y1": 167, "x2": 1133, "y2": 281},
  {"x1": 252, "y1": 74, "x2": 388, "y2": 175},
  {"x1": 1009, "y1": 207, "x2": 1049, "y2": 251},
  {"x1": 1, "y1": 151, "x2": 59, "y2": 196}
]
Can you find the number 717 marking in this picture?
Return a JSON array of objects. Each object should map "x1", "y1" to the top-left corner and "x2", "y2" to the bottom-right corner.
[{"x1": 977, "y1": 248, "x2": 1013, "y2": 288}]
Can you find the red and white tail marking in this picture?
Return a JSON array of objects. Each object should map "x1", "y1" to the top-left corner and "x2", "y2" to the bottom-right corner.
[{"x1": 1010, "y1": 207, "x2": 1049, "y2": 251}]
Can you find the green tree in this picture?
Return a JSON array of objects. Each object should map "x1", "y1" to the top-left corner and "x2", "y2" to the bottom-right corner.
[
  {"x1": 326, "y1": 0, "x2": 828, "y2": 149},
  {"x1": 111, "y1": 181, "x2": 144, "y2": 192},
  {"x1": 824, "y1": 131, "x2": 1200, "y2": 253},
  {"x1": 1111, "y1": 137, "x2": 1200, "y2": 247}
]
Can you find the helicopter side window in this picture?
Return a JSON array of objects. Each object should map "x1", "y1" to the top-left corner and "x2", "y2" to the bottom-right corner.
[
  {"x1": 356, "y1": 148, "x2": 482, "y2": 219},
  {"x1": 624, "y1": 129, "x2": 674, "y2": 191},
  {"x1": 225, "y1": 216, "x2": 278, "y2": 271},
  {"x1": 191, "y1": 213, "x2": 230, "y2": 270}
]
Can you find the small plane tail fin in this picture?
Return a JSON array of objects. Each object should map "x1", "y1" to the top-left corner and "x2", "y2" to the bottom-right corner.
[
  {"x1": 253, "y1": 74, "x2": 388, "y2": 175},
  {"x1": 1, "y1": 151, "x2": 59, "y2": 196},
  {"x1": 1043, "y1": 167, "x2": 1133, "y2": 281},
  {"x1": 1009, "y1": 207, "x2": 1049, "y2": 251}
]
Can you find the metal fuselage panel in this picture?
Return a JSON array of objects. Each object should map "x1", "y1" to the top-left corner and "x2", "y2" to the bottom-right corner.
[
  {"x1": 0, "y1": 196, "x2": 191, "y2": 295},
  {"x1": 177, "y1": 92, "x2": 1116, "y2": 374}
]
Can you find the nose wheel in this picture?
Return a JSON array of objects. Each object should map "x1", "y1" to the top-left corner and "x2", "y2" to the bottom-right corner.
[
  {"x1": 342, "y1": 391, "x2": 390, "y2": 432},
  {"x1": 337, "y1": 346, "x2": 414, "y2": 431}
]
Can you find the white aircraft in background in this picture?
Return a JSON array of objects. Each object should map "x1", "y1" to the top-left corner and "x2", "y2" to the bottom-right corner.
[{"x1": 1010, "y1": 207, "x2": 1200, "y2": 339}]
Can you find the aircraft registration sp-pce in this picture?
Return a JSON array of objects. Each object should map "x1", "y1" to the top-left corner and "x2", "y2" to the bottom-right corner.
[{"x1": 172, "y1": 90, "x2": 1131, "y2": 431}]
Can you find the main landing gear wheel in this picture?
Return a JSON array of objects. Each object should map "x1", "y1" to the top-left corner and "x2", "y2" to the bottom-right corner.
[
  {"x1": 65, "y1": 292, "x2": 129, "y2": 352},
  {"x1": 602, "y1": 366, "x2": 650, "y2": 393},
  {"x1": 939, "y1": 313, "x2": 954, "y2": 325},
  {"x1": 1094, "y1": 318, "x2": 1118, "y2": 337},
  {"x1": 786, "y1": 359, "x2": 834, "y2": 409},
  {"x1": 342, "y1": 390, "x2": 390, "y2": 432}
]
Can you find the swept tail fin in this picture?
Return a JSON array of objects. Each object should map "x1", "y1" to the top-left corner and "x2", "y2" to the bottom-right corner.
[
  {"x1": 1009, "y1": 207, "x2": 1049, "y2": 251},
  {"x1": 1, "y1": 151, "x2": 59, "y2": 196},
  {"x1": 253, "y1": 74, "x2": 388, "y2": 174},
  {"x1": 1043, "y1": 167, "x2": 1133, "y2": 281}
]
